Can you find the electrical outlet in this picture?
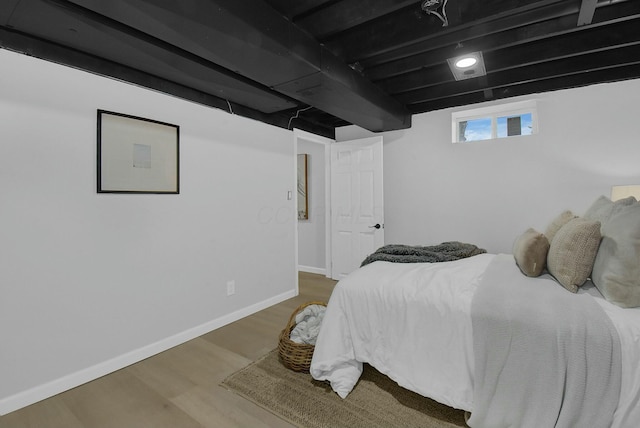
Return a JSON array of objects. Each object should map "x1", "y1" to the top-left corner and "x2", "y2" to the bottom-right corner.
[{"x1": 226, "y1": 280, "x2": 235, "y2": 296}]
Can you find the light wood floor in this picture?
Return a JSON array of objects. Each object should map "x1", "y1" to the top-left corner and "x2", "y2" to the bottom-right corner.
[{"x1": 0, "y1": 272, "x2": 337, "y2": 428}]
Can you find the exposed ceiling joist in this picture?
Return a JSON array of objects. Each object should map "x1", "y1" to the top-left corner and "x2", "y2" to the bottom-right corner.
[
  {"x1": 409, "y1": 62, "x2": 640, "y2": 113},
  {"x1": 577, "y1": 0, "x2": 598, "y2": 26},
  {"x1": 365, "y1": 0, "x2": 640, "y2": 81},
  {"x1": 66, "y1": 0, "x2": 411, "y2": 132},
  {"x1": 1, "y1": 0, "x2": 639, "y2": 135},
  {"x1": 323, "y1": 0, "x2": 575, "y2": 64},
  {"x1": 293, "y1": 0, "x2": 419, "y2": 40},
  {"x1": 379, "y1": 16, "x2": 640, "y2": 96}
]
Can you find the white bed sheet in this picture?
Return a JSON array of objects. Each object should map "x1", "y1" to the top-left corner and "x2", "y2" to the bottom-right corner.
[
  {"x1": 582, "y1": 282, "x2": 640, "y2": 428},
  {"x1": 310, "y1": 253, "x2": 495, "y2": 410},
  {"x1": 310, "y1": 254, "x2": 640, "y2": 427}
]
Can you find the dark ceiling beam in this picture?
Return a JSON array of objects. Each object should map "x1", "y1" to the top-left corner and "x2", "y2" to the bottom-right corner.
[
  {"x1": 0, "y1": 27, "x2": 335, "y2": 138},
  {"x1": 66, "y1": 0, "x2": 411, "y2": 132},
  {"x1": 407, "y1": 62, "x2": 640, "y2": 114},
  {"x1": 5, "y1": 0, "x2": 638, "y2": 132},
  {"x1": 0, "y1": 0, "x2": 21, "y2": 22},
  {"x1": 377, "y1": 15, "x2": 640, "y2": 96},
  {"x1": 486, "y1": 17, "x2": 640, "y2": 71},
  {"x1": 365, "y1": 0, "x2": 639, "y2": 82},
  {"x1": 4, "y1": 0, "x2": 299, "y2": 114},
  {"x1": 267, "y1": 0, "x2": 333, "y2": 21},
  {"x1": 397, "y1": 44, "x2": 640, "y2": 105},
  {"x1": 577, "y1": 0, "x2": 598, "y2": 25},
  {"x1": 366, "y1": 13, "x2": 580, "y2": 81},
  {"x1": 323, "y1": 0, "x2": 571, "y2": 64},
  {"x1": 364, "y1": 2, "x2": 640, "y2": 82},
  {"x1": 294, "y1": 0, "x2": 418, "y2": 40},
  {"x1": 357, "y1": 0, "x2": 636, "y2": 69}
]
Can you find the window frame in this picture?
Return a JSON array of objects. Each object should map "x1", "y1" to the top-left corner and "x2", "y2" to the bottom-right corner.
[{"x1": 451, "y1": 100, "x2": 538, "y2": 143}]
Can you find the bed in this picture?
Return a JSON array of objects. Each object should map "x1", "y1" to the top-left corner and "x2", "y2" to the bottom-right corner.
[{"x1": 310, "y1": 196, "x2": 640, "y2": 428}]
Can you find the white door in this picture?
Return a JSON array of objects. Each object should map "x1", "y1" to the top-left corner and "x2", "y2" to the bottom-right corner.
[{"x1": 330, "y1": 136, "x2": 384, "y2": 280}]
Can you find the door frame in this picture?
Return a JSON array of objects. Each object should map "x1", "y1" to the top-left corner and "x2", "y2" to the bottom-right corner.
[{"x1": 293, "y1": 129, "x2": 334, "y2": 281}]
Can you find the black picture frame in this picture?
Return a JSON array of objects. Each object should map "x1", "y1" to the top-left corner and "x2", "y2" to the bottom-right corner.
[{"x1": 97, "y1": 110, "x2": 179, "y2": 194}]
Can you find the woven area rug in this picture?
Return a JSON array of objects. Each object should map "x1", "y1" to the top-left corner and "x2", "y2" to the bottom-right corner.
[{"x1": 221, "y1": 349, "x2": 468, "y2": 428}]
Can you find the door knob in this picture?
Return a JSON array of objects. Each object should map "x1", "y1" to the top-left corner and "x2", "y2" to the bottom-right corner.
[{"x1": 369, "y1": 223, "x2": 381, "y2": 229}]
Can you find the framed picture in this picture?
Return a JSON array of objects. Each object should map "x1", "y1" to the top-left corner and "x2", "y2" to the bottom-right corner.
[
  {"x1": 97, "y1": 110, "x2": 179, "y2": 193},
  {"x1": 297, "y1": 153, "x2": 308, "y2": 220}
]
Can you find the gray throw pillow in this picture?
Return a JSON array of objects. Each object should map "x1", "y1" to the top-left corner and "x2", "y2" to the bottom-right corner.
[
  {"x1": 547, "y1": 217, "x2": 601, "y2": 293},
  {"x1": 591, "y1": 203, "x2": 640, "y2": 308},
  {"x1": 513, "y1": 228, "x2": 549, "y2": 277},
  {"x1": 584, "y1": 195, "x2": 636, "y2": 225}
]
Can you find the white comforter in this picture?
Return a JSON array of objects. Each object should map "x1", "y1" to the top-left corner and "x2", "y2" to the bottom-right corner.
[
  {"x1": 310, "y1": 254, "x2": 640, "y2": 428},
  {"x1": 311, "y1": 254, "x2": 494, "y2": 409}
]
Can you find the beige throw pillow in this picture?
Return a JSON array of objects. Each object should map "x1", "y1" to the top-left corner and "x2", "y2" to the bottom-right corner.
[
  {"x1": 513, "y1": 228, "x2": 549, "y2": 277},
  {"x1": 547, "y1": 218, "x2": 601, "y2": 293},
  {"x1": 591, "y1": 203, "x2": 640, "y2": 308},
  {"x1": 544, "y1": 210, "x2": 577, "y2": 243}
]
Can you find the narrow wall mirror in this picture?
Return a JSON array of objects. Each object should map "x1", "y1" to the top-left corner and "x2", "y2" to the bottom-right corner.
[{"x1": 297, "y1": 154, "x2": 308, "y2": 220}]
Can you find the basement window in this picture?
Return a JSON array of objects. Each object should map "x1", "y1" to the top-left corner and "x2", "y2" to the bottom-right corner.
[{"x1": 452, "y1": 100, "x2": 537, "y2": 143}]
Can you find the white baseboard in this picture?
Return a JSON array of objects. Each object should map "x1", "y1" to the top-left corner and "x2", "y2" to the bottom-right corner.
[
  {"x1": 298, "y1": 265, "x2": 326, "y2": 275},
  {"x1": 0, "y1": 289, "x2": 297, "y2": 416}
]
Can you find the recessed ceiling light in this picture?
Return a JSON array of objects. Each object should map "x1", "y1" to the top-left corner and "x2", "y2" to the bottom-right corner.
[
  {"x1": 455, "y1": 56, "x2": 477, "y2": 69},
  {"x1": 447, "y1": 51, "x2": 486, "y2": 81}
]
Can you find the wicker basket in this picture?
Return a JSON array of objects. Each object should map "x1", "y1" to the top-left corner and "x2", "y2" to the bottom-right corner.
[{"x1": 277, "y1": 301, "x2": 327, "y2": 372}]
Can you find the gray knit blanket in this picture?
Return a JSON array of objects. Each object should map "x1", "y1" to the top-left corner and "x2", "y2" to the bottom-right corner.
[
  {"x1": 469, "y1": 254, "x2": 621, "y2": 428},
  {"x1": 360, "y1": 241, "x2": 486, "y2": 267}
]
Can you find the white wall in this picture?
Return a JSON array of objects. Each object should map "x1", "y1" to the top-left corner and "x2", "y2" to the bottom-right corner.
[
  {"x1": 297, "y1": 139, "x2": 327, "y2": 273},
  {"x1": 0, "y1": 49, "x2": 297, "y2": 414},
  {"x1": 338, "y1": 79, "x2": 640, "y2": 254}
]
